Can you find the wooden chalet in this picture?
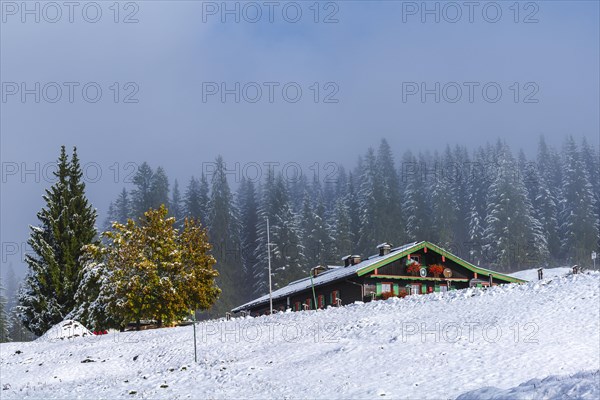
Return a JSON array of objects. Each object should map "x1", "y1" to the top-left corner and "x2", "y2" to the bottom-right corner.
[{"x1": 231, "y1": 241, "x2": 525, "y2": 316}]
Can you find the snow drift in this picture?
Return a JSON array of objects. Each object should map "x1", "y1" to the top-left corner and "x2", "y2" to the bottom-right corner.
[
  {"x1": 37, "y1": 320, "x2": 93, "y2": 342},
  {"x1": 1, "y1": 272, "x2": 598, "y2": 399}
]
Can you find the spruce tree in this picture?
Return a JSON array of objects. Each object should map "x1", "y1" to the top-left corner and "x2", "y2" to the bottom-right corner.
[
  {"x1": 114, "y1": 188, "x2": 131, "y2": 225},
  {"x1": 0, "y1": 283, "x2": 9, "y2": 342},
  {"x1": 237, "y1": 177, "x2": 259, "y2": 301},
  {"x1": 430, "y1": 149, "x2": 457, "y2": 249},
  {"x1": 104, "y1": 202, "x2": 116, "y2": 232},
  {"x1": 205, "y1": 156, "x2": 241, "y2": 316},
  {"x1": 357, "y1": 148, "x2": 380, "y2": 254},
  {"x1": 170, "y1": 179, "x2": 184, "y2": 227},
  {"x1": 184, "y1": 176, "x2": 202, "y2": 220},
  {"x1": 131, "y1": 162, "x2": 154, "y2": 218},
  {"x1": 580, "y1": 137, "x2": 600, "y2": 253},
  {"x1": 332, "y1": 197, "x2": 353, "y2": 258},
  {"x1": 451, "y1": 145, "x2": 472, "y2": 252},
  {"x1": 402, "y1": 151, "x2": 432, "y2": 242},
  {"x1": 199, "y1": 174, "x2": 210, "y2": 225},
  {"x1": 376, "y1": 139, "x2": 405, "y2": 246},
  {"x1": 534, "y1": 137, "x2": 562, "y2": 262},
  {"x1": 18, "y1": 146, "x2": 98, "y2": 335},
  {"x1": 253, "y1": 171, "x2": 305, "y2": 295},
  {"x1": 4, "y1": 264, "x2": 18, "y2": 310},
  {"x1": 559, "y1": 136, "x2": 598, "y2": 264},
  {"x1": 483, "y1": 141, "x2": 548, "y2": 271},
  {"x1": 467, "y1": 146, "x2": 491, "y2": 264},
  {"x1": 150, "y1": 166, "x2": 170, "y2": 209}
]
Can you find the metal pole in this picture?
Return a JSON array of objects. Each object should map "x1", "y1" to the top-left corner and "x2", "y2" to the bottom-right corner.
[
  {"x1": 310, "y1": 270, "x2": 317, "y2": 310},
  {"x1": 192, "y1": 310, "x2": 197, "y2": 363},
  {"x1": 267, "y1": 217, "x2": 273, "y2": 314}
]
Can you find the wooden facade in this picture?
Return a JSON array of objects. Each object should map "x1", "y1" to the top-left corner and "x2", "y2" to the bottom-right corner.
[{"x1": 232, "y1": 241, "x2": 525, "y2": 316}]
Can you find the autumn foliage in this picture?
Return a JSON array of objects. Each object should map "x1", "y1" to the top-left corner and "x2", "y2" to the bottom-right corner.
[{"x1": 75, "y1": 205, "x2": 220, "y2": 330}]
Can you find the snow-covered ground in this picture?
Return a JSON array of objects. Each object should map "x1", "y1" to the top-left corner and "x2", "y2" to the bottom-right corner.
[
  {"x1": 1, "y1": 272, "x2": 598, "y2": 399},
  {"x1": 457, "y1": 370, "x2": 600, "y2": 400},
  {"x1": 509, "y1": 266, "x2": 574, "y2": 281}
]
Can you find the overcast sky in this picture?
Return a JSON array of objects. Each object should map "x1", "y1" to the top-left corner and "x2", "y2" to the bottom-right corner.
[{"x1": 1, "y1": 1, "x2": 599, "y2": 277}]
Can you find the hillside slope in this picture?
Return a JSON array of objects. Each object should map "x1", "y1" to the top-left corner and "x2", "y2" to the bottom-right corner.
[{"x1": 1, "y1": 272, "x2": 599, "y2": 399}]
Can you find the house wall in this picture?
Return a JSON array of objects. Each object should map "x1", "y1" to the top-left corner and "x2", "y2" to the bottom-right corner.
[{"x1": 246, "y1": 278, "x2": 363, "y2": 316}]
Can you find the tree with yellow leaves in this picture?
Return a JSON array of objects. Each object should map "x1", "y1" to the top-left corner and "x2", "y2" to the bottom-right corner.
[{"x1": 71, "y1": 205, "x2": 220, "y2": 330}]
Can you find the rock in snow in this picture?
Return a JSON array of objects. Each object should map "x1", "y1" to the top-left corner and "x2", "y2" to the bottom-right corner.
[{"x1": 1, "y1": 273, "x2": 599, "y2": 399}]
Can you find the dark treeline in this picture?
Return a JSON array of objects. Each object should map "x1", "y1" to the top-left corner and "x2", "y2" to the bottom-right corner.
[{"x1": 105, "y1": 136, "x2": 600, "y2": 314}]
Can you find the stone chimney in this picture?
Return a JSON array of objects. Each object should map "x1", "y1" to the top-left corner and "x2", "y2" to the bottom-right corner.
[{"x1": 377, "y1": 243, "x2": 392, "y2": 256}]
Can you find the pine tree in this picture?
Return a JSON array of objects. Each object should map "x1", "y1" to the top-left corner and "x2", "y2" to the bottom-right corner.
[
  {"x1": 536, "y1": 137, "x2": 562, "y2": 260},
  {"x1": 430, "y1": 149, "x2": 457, "y2": 249},
  {"x1": 357, "y1": 148, "x2": 380, "y2": 255},
  {"x1": 18, "y1": 146, "x2": 98, "y2": 336},
  {"x1": 170, "y1": 179, "x2": 184, "y2": 227},
  {"x1": 559, "y1": 136, "x2": 598, "y2": 264},
  {"x1": 301, "y1": 176, "x2": 334, "y2": 268},
  {"x1": 205, "y1": 156, "x2": 241, "y2": 316},
  {"x1": 402, "y1": 151, "x2": 432, "y2": 242},
  {"x1": 450, "y1": 145, "x2": 472, "y2": 253},
  {"x1": 466, "y1": 146, "x2": 491, "y2": 264},
  {"x1": 237, "y1": 177, "x2": 259, "y2": 301},
  {"x1": 131, "y1": 162, "x2": 154, "y2": 218},
  {"x1": 150, "y1": 166, "x2": 170, "y2": 209},
  {"x1": 483, "y1": 141, "x2": 548, "y2": 271},
  {"x1": 4, "y1": 264, "x2": 18, "y2": 310},
  {"x1": 580, "y1": 137, "x2": 600, "y2": 253},
  {"x1": 376, "y1": 139, "x2": 405, "y2": 246},
  {"x1": 332, "y1": 196, "x2": 353, "y2": 258},
  {"x1": 199, "y1": 174, "x2": 210, "y2": 224},
  {"x1": 103, "y1": 202, "x2": 116, "y2": 232},
  {"x1": 8, "y1": 307, "x2": 36, "y2": 342},
  {"x1": 346, "y1": 172, "x2": 361, "y2": 251},
  {"x1": 114, "y1": 188, "x2": 131, "y2": 225},
  {"x1": 0, "y1": 282, "x2": 9, "y2": 342},
  {"x1": 184, "y1": 177, "x2": 202, "y2": 219},
  {"x1": 253, "y1": 172, "x2": 305, "y2": 296}
]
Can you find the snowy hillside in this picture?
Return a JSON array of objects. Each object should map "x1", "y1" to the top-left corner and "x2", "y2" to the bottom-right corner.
[
  {"x1": 1, "y1": 272, "x2": 599, "y2": 399},
  {"x1": 509, "y1": 267, "x2": 573, "y2": 281},
  {"x1": 457, "y1": 370, "x2": 600, "y2": 400}
]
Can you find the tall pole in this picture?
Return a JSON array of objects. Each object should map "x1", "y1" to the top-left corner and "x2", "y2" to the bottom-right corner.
[
  {"x1": 191, "y1": 309, "x2": 197, "y2": 363},
  {"x1": 267, "y1": 217, "x2": 273, "y2": 314}
]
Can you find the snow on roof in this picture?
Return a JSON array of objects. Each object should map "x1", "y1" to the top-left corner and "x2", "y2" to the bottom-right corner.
[{"x1": 232, "y1": 242, "x2": 418, "y2": 312}]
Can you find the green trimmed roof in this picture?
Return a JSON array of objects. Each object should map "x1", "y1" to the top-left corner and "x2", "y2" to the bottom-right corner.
[{"x1": 357, "y1": 241, "x2": 525, "y2": 284}]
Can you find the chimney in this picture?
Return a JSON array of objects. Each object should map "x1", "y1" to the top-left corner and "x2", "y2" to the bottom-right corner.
[
  {"x1": 377, "y1": 243, "x2": 392, "y2": 256},
  {"x1": 342, "y1": 255, "x2": 352, "y2": 267},
  {"x1": 311, "y1": 265, "x2": 327, "y2": 277},
  {"x1": 350, "y1": 255, "x2": 362, "y2": 265}
]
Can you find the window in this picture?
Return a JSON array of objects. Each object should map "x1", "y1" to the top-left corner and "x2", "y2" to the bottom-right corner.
[
  {"x1": 294, "y1": 302, "x2": 301, "y2": 311},
  {"x1": 411, "y1": 283, "x2": 421, "y2": 295},
  {"x1": 381, "y1": 282, "x2": 392, "y2": 294},
  {"x1": 317, "y1": 295, "x2": 325, "y2": 309},
  {"x1": 408, "y1": 254, "x2": 421, "y2": 264},
  {"x1": 364, "y1": 283, "x2": 376, "y2": 296}
]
